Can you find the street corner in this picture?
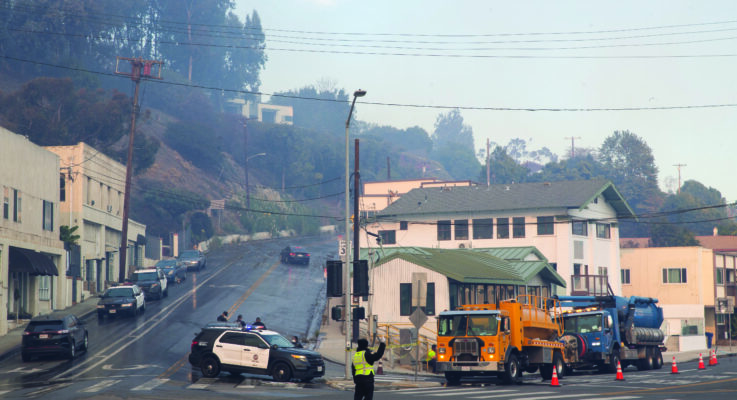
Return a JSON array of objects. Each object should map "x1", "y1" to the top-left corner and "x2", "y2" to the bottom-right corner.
[{"x1": 324, "y1": 379, "x2": 355, "y2": 391}]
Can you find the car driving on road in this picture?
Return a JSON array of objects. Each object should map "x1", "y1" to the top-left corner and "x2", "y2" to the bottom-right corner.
[
  {"x1": 188, "y1": 325, "x2": 325, "y2": 382},
  {"x1": 178, "y1": 249, "x2": 206, "y2": 271},
  {"x1": 155, "y1": 259, "x2": 186, "y2": 283},
  {"x1": 280, "y1": 246, "x2": 310, "y2": 265},
  {"x1": 21, "y1": 313, "x2": 88, "y2": 361},
  {"x1": 129, "y1": 268, "x2": 168, "y2": 300},
  {"x1": 96, "y1": 285, "x2": 145, "y2": 319}
]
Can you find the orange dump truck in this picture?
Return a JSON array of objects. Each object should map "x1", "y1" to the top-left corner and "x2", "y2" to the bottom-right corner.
[{"x1": 436, "y1": 295, "x2": 568, "y2": 385}]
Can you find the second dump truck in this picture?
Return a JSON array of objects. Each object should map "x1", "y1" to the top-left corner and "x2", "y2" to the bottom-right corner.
[{"x1": 436, "y1": 295, "x2": 567, "y2": 385}]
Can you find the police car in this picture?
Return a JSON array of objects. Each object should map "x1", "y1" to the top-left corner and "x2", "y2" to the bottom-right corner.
[{"x1": 188, "y1": 323, "x2": 325, "y2": 382}]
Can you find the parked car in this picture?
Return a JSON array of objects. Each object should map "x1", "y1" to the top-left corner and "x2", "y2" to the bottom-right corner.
[
  {"x1": 21, "y1": 313, "x2": 88, "y2": 361},
  {"x1": 178, "y1": 249, "x2": 206, "y2": 271},
  {"x1": 280, "y1": 246, "x2": 310, "y2": 265},
  {"x1": 155, "y1": 259, "x2": 186, "y2": 283},
  {"x1": 188, "y1": 326, "x2": 325, "y2": 382},
  {"x1": 97, "y1": 285, "x2": 145, "y2": 319},
  {"x1": 129, "y1": 268, "x2": 168, "y2": 300}
]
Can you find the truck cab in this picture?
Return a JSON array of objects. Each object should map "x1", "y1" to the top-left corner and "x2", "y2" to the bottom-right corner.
[{"x1": 561, "y1": 310, "x2": 618, "y2": 371}]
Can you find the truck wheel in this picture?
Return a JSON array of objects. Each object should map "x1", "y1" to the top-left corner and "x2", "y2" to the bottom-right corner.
[
  {"x1": 201, "y1": 356, "x2": 221, "y2": 378},
  {"x1": 540, "y1": 363, "x2": 553, "y2": 380},
  {"x1": 652, "y1": 348, "x2": 663, "y2": 370},
  {"x1": 600, "y1": 352, "x2": 619, "y2": 374},
  {"x1": 637, "y1": 349, "x2": 653, "y2": 371},
  {"x1": 444, "y1": 372, "x2": 461, "y2": 386},
  {"x1": 502, "y1": 354, "x2": 521, "y2": 385},
  {"x1": 271, "y1": 362, "x2": 293, "y2": 382},
  {"x1": 553, "y1": 352, "x2": 565, "y2": 379}
]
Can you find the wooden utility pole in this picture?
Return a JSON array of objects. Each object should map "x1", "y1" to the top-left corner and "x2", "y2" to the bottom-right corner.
[
  {"x1": 673, "y1": 163, "x2": 687, "y2": 194},
  {"x1": 115, "y1": 57, "x2": 162, "y2": 282},
  {"x1": 486, "y1": 138, "x2": 491, "y2": 186},
  {"x1": 565, "y1": 136, "x2": 582, "y2": 158}
]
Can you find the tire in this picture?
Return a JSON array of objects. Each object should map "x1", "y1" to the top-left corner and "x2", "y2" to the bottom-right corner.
[
  {"x1": 67, "y1": 340, "x2": 76, "y2": 360},
  {"x1": 601, "y1": 352, "x2": 619, "y2": 374},
  {"x1": 502, "y1": 354, "x2": 520, "y2": 385},
  {"x1": 444, "y1": 372, "x2": 462, "y2": 386},
  {"x1": 271, "y1": 362, "x2": 293, "y2": 382},
  {"x1": 201, "y1": 356, "x2": 221, "y2": 378},
  {"x1": 81, "y1": 334, "x2": 89, "y2": 351},
  {"x1": 540, "y1": 363, "x2": 553, "y2": 380},
  {"x1": 553, "y1": 352, "x2": 565, "y2": 379},
  {"x1": 637, "y1": 349, "x2": 653, "y2": 371},
  {"x1": 652, "y1": 348, "x2": 663, "y2": 370}
]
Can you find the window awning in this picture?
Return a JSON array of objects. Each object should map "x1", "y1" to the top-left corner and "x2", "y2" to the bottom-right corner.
[{"x1": 9, "y1": 247, "x2": 59, "y2": 276}]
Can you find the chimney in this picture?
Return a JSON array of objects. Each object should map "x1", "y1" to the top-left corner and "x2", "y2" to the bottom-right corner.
[{"x1": 713, "y1": 226, "x2": 718, "y2": 236}]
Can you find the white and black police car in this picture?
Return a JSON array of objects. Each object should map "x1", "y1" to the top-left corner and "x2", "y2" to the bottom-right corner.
[{"x1": 188, "y1": 322, "x2": 325, "y2": 382}]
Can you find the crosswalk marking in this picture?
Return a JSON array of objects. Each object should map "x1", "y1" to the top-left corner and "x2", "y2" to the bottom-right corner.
[
  {"x1": 470, "y1": 391, "x2": 555, "y2": 399},
  {"x1": 80, "y1": 379, "x2": 120, "y2": 393},
  {"x1": 132, "y1": 378, "x2": 169, "y2": 391},
  {"x1": 580, "y1": 397, "x2": 639, "y2": 400},
  {"x1": 188, "y1": 383, "x2": 210, "y2": 390},
  {"x1": 427, "y1": 388, "x2": 506, "y2": 397}
]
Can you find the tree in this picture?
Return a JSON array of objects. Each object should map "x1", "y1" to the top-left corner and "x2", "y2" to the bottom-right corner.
[
  {"x1": 650, "y1": 221, "x2": 699, "y2": 247},
  {"x1": 432, "y1": 142, "x2": 481, "y2": 181},
  {"x1": 431, "y1": 109, "x2": 475, "y2": 153},
  {"x1": 59, "y1": 225, "x2": 80, "y2": 249},
  {"x1": 481, "y1": 146, "x2": 529, "y2": 184},
  {"x1": 270, "y1": 85, "x2": 350, "y2": 136},
  {"x1": 658, "y1": 180, "x2": 737, "y2": 236}
]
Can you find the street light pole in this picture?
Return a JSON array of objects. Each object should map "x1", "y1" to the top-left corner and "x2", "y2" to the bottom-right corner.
[
  {"x1": 344, "y1": 89, "x2": 366, "y2": 379},
  {"x1": 245, "y1": 152, "x2": 266, "y2": 209}
]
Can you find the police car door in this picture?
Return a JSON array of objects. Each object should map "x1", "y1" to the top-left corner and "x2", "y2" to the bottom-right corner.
[
  {"x1": 242, "y1": 333, "x2": 270, "y2": 371},
  {"x1": 215, "y1": 331, "x2": 247, "y2": 367}
]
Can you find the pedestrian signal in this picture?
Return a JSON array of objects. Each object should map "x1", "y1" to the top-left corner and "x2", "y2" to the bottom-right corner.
[
  {"x1": 353, "y1": 260, "x2": 369, "y2": 297},
  {"x1": 326, "y1": 260, "x2": 342, "y2": 297}
]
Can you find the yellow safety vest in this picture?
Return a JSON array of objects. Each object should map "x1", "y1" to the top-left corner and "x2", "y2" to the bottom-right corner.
[
  {"x1": 353, "y1": 350, "x2": 374, "y2": 376},
  {"x1": 426, "y1": 349, "x2": 436, "y2": 362}
]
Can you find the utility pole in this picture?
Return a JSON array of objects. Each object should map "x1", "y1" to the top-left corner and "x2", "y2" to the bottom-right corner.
[
  {"x1": 386, "y1": 156, "x2": 391, "y2": 180},
  {"x1": 486, "y1": 138, "x2": 491, "y2": 186},
  {"x1": 673, "y1": 164, "x2": 687, "y2": 194},
  {"x1": 353, "y1": 139, "x2": 361, "y2": 343},
  {"x1": 115, "y1": 57, "x2": 162, "y2": 283},
  {"x1": 243, "y1": 118, "x2": 250, "y2": 208},
  {"x1": 565, "y1": 136, "x2": 582, "y2": 158}
]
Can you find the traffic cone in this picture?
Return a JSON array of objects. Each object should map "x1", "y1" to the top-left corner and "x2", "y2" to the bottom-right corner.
[
  {"x1": 670, "y1": 356, "x2": 679, "y2": 374},
  {"x1": 550, "y1": 367, "x2": 560, "y2": 386},
  {"x1": 709, "y1": 349, "x2": 718, "y2": 366},
  {"x1": 697, "y1": 353, "x2": 705, "y2": 369},
  {"x1": 614, "y1": 360, "x2": 625, "y2": 381},
  {"x1": 376, "y1": 360, "x2": 384, "y2": 375}
]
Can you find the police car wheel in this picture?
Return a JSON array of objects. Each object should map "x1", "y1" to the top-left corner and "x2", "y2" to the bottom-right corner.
[
  {"x1": 271, "y1": 362, "x2": 292, "y2": 382},
  {"x1": 201, "y1": 356, "x2": 221, "y2": 378}
]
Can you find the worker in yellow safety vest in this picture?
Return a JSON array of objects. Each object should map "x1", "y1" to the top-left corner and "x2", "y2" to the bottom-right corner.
[
  {"x1": 426, "y1": 344, "x2": 437, "y2": 373},
  {"x1": 352, "y1": 337, "x2": 386, "y2": 400}
]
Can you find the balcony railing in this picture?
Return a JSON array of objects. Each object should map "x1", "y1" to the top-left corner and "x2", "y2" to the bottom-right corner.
[{"x1": 570, "y1": 274, "x2": 610, "y2": 296}]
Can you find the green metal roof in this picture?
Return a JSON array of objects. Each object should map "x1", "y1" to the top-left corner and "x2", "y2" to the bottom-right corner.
[
  {"x1": 360, "y1": 247, "x2": 566, "y2": 287},
  {"x1": 472, "y1": 247, "x2": 547, "y2": 262},
  {"x1": 377, "y1": 179, "x2": 635, "y2": 219}
]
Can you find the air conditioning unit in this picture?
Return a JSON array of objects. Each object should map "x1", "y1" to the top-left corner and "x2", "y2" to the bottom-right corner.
[{"x1": 458, "y1": 242, "x2": 472, "y2": 249}]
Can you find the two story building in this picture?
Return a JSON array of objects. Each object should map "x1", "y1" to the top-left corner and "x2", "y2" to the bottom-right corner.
[
  {"x1": 362, "y1": 179, "x2": 635, "y2": 296},
  {"x1": 1, "y1": 127, "x2": 68, "y2": 334}
]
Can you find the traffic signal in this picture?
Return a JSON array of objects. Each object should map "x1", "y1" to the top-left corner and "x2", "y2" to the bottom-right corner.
[
  {"x1": 326, "y1": 260, "x2": 342, "y2": 297},
  {"x1": 331, "y1": 306, "x2": 343, "y2": 321},
  {"x1": 353, "y1": 306, "x2": 365, "y2": 321},
  {"x1": 353, "y1": 260, "x2": 369, "y2": 297}
]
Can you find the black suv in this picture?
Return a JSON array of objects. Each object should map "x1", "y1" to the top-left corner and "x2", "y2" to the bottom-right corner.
[
  {"x1": 21, "y1": 314, "x2": 88, "y2": 361},
  {"x1": 188, "y1": 325, "x2": 325, "y2": 382}
]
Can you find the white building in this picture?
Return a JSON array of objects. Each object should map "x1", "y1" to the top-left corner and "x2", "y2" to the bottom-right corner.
[
  {"x1": 362, "y1": 179, "x2": 635, "y2": 296},
  {"x1": 1, "y1": 127, "x2": 67, "y2": 334}
]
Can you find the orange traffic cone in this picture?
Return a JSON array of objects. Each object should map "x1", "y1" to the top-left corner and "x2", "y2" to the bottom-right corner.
[
  {"x1": 614, "y1": 360, "x2": 625, "y2": 381},
  {"x1": 697, "y1": 353, "x2": 706, "y2": 369},
  {"x1": 709, "y1": 349, "x2": 718, "y2": 366},
  {"x1": 376, "y1": 360, "x2": 384, "y2": 375},
  {"x1": 670, "y1": 356, "x2": 679, "y2": 374},
  {"x1": 550, "y1": 367, "x2": 560, "y2": 386}
]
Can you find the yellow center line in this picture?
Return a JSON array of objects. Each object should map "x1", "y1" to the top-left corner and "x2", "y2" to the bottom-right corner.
[{"x1": 601, "y1": 376, "x2": 737, "y2": 396}]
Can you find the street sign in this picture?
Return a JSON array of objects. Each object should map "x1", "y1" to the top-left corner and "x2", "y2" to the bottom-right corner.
[
  {"x1": 339, "y1": 240, "x2": 346, "y2": 256},
  {"x1": 409, "y1": 307, "x2": 428, "y2": 329}
]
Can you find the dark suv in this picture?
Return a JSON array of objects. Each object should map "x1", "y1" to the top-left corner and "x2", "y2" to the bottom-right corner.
[
  {"x1": 21, "y1": 314, "x2": 88, "y2": 361},
  {"x1": 188, "y1": 325, "x2": 325, "y2": 382}
]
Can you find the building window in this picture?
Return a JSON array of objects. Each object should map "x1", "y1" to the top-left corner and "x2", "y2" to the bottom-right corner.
[
  {"x1": 400, "y1": 283, "x2": 412, "y2": 316},
  {"x1": 60, "y1": 174, "x2": 66, "y2": 202},
  {"x1": 497, "y1": 218, "x2": 509, "y2": 239},
  {"x1": 378, "y1": 230, "x2": 396, "y2": 245},
  {"x1": 472, "y1": 218, "x2": 493, "y2": 239},
  {"x1": 596, "y1": 223, "x2": 611, "y2": 239},
  {"x1": 621, "y1": 268, "x2": 631, "y2": 284},
  {"x1": 437, "y1": 220, "x2": 451, "y2": 241},
  {"x1": 537, "y1": 216, "x2": 554, "y2": 235},
  {"x1": 598, "y1": 266, "x2": 608, "y2": 276},
  {"x1": 42, "y1": 200, "x2": 54, "y2": 231},
  {"x1": 513, "y1": 217, "x2": 525, "y2": 238},
  {"x1": 716, "y1": 268, "x2": 724, "y2": 285},
  {"x1": 399, "y1": 221, "x2": 408, "y2": 230},
  {"x1": 455, "y1": 219, "x2": 469, "y2": 240},
  {"x1": 662, "y1": 268, "x2": 687, "y2": 284},
  {"x1": 13, "y1": 189, "x2": 21, "y2": 222},
  {"x1": 2, "y1": 187, "x2": 8, "y2": 219},
  {"x1": 426, "y1": 283, "x2": 435, "y2": 316},
  {"x1": 39, "y1": 276, "x2": 50, "y2": 301},
  {"x1": 572, "y1": 220, "x2": 588, "y2": 236}
]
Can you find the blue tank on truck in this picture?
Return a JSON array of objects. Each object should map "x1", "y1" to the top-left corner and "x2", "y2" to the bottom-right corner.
[{"x1": 555, "y1": 295, "x2": 666, "y2": 373}]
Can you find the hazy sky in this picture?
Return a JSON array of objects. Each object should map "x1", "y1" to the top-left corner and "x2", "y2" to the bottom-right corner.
[{"x1": 235, "y1": 1, "x2": 737, "y2": 202}]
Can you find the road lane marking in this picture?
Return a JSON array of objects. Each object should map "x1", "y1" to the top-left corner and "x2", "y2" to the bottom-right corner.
[
  {"x1": 427, "y1": 388, "x2": 506, "y2": 396},
  {"x1": 580, "y1": 397, "x2": 640, "y2": 400},
  {"x1": 228, "y1": 259, "x2": 281, "y2": 317},
  {"x1": 159, "y1": 353, "x2": 189, "y2": 379},
  {"x1": 399, "y1": 387, "x2": 501, "y2": 395},
  {"x1": 470, "y1": 391, "x2": 554, "y2": 399},
  {"x1": 522, "y1": 394, "x2": 589, "y2": 400},
  {"x1": 80, "y1": 379, "x2": 120, "y2": 393},
  {"x1": 25, "y1": 382, "x2": 72, "y2": 397},
  {"x1": 132, "y1": 378, "x2": 169, "y2": 391}
]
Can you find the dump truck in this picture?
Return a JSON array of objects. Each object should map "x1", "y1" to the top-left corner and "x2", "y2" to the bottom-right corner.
[
  {"x1": 436, "y1": 295, "x2": 567, "y2": 385},
  {"x1": 556, "y1": 295, "x2": 666, "y2": 373}
]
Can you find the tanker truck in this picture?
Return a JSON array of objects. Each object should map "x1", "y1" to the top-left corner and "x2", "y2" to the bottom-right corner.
[
  {"x1": 555, "y1": 295, "x2": 666, "y2": 373},
  {"x1": 436, "y1": 295, "x2": 568, "y2": 385}
]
